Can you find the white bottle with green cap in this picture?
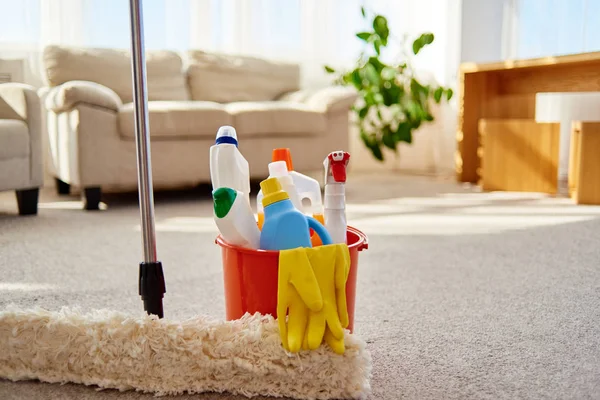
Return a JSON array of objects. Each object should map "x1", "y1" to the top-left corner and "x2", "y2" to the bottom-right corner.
[
  {"x1": 213, "y1": 187, "x2": 260, "y2": 249},
  {"x1": 210, "y1": 126, "x2": 251, "y2": 203}
]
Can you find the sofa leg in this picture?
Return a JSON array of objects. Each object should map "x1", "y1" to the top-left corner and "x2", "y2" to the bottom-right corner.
[
  {"x1": 55, "y1": 178, "x2": 71, "y2": 195},
  {"x1": 15, "y1": 188, "x2": 39, "y2": 216},
  {"x1": 83, "y1": 187, "x2": 102, "y2": 210}
]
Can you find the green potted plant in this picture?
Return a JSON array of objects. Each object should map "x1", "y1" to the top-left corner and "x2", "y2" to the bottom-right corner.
[{"x1": 325, "y1": 7, "x2": 454, "y2": 161}]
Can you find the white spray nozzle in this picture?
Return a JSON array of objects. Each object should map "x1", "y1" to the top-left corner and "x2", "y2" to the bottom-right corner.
[{"x1": 215, "y1": 125, "x2": 238, "y2": 146}]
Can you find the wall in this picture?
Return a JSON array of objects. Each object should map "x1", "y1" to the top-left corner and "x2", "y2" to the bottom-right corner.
[
  {"x1": 0, "y1": 48, "x2": 45, "y2": 88},
  {"x1": 460, "y1": 0, "x2": 506, "y2": 63}
]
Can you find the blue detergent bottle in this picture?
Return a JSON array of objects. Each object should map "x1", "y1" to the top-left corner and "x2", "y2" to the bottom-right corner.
[{"x1": 259, "y1": 177, "x2": 332, "y2": 251}]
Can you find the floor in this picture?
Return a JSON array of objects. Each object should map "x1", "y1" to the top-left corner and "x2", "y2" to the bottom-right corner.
[{"x1": 1, "y1": 173, "x2": 600, "y2": 399}]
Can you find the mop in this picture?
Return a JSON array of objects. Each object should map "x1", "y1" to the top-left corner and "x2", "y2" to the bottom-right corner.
[{"x1": 0, "y1": 1, "x2": 372, "y2": 399}]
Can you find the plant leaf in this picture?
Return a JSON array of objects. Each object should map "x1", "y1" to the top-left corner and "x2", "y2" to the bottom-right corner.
[
  {"x1": 364, "y1": 63, "x2": 380, "y2": 85},
  {"x1": 324, "y1": 65, "x2": 336, "y2": 74},
  {"x1": 412, "y1": 32, "x2": 435, "y2": 55},
  {"x1": 412, "y1": 38, "x2": 422, "y2": 55},
  {"x1": 364, "y1": 90, "x2": 377, "y2": 107},
  {"x1": 372, "y1": 15, "x2": 389, "y2": 42},
  {"x1": 370, "y1": 142, "x2": 384, "y2": 161},
  {"x1": 410, "y1": 78, "x2": 422, "y2": 96},
  {"x1": 358, "y1": 106, "x2": 369, "y2": 119},
  {"x1": 434, "y1": 87, "x2": 443, "y2": 103},
  {"x1": 356, "y1": 32, "x2": 372, "y2": 41},
  {"x1": 361, "y1": 6, "x2": 366, "y2": 17},
  {"x1": 360, "y1": 129, "x2": 384, "y2": 161},
  {"x1": 404, "y1": 130, "x2": 413, "y2": 144},
  {"x1": 405, "y1": 100, "x2": 423, "y2": 122},
  {"x1": 395, "y1": 122, "x2": 412, "y2": 144},
  {"x1": 368, "y1": 56, "x2": 386, "y2": 73},
  {"x1": 382, "y1": 127, "x2": 397, "y2": 152},
  {"x1": 374, "y1": 39, "x2": 381, "y2": 55},
  {"x1": 381, "y1": 83, "x2": 402, "y2": 106},
  {"x1": 351, "y1": 70, "x2": 362, "y2": 88},
  {"x1": 446, "y1": 88, "x2": 454, "y2": 100}
]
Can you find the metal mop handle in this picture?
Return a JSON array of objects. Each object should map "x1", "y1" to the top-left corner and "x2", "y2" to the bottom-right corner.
[{"x1": 128, "y1": 0, "x2": 166, "y2": 318}]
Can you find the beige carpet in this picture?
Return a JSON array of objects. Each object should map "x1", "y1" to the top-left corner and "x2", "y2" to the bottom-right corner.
[{"x1": 1, "y1": 173, "x2": 600, "y2": 399}]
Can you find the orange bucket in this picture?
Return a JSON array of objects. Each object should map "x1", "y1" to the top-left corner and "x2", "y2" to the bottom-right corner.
[{"x1": 215, "y1": 226, "x2": 368, "y2": 332}]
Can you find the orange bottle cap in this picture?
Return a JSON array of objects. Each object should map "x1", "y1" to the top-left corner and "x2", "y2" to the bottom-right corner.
[{"x1": 272, "y1": 148, "x2": 293, "y2": 171}]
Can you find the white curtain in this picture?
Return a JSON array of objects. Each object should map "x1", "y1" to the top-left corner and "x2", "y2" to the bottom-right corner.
[{"x1": 0, "y1": 0, "x2": 460, "y2": 88}]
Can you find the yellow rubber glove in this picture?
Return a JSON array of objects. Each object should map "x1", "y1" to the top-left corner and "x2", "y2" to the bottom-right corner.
[
  {"x1": 324, "y1": 326, "x2": 345, "y2": 354},
  {"x1": 277, "y1": 249, "x2": 323, "y2": 353},
  {"x1": 303, "y1": 244, "x2": 351, "y2": 354}
]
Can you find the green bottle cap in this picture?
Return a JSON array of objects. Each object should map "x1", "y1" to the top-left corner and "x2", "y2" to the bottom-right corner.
[{"x1": 213, "y1": 187, "x2": 237, "y2": 218}]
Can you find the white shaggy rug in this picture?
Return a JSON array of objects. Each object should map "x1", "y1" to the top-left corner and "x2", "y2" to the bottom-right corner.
[{"x1": 0, "y1": 307, "x2": 371, "y2": 399}]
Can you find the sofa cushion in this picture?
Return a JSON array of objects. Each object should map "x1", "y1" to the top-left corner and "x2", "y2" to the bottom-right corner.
[
  {"x1": 187, "y1": 50, "x2": 300, "y2": 103},
  {"x1": 43, "y1": 45, "x2": 190, "y2": 103},
  {"x1": 118, "y1": 101, "x2": 232, "y2": 139},
  {"x1": 0, "y1": 120, "x2": 29, "y2": 160},
  {"x1": 226, "y1": 102, "x2": 326, "y2": 136}
]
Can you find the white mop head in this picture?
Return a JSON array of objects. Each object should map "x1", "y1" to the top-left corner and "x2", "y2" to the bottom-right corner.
[{"x1": 0, "y1": 307, "x2": 371, "y2": 399}]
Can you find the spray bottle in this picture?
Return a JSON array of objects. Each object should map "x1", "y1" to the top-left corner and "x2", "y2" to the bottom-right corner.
[
  {"x1": 209, "y1": 126, "x2": 251, "y2": 203},
  {"x1": 323, "y1": 151, "x2": 351, "y2": 244}
]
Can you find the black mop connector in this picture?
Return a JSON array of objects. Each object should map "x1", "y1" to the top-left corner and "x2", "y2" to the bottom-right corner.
[{"x1": 139, "y1": 261, "x2": 166, "y2": 318}]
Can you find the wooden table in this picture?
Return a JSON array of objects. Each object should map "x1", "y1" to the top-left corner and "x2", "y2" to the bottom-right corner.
[{"x1": 456, "y1": 51, "x2": 600, "y2": 185}]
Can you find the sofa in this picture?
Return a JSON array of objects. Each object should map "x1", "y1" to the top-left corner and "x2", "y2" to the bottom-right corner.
[
  {"x1": 0, "y1": 83, "x2": 43, "y2": 215},
  {"x1": 40, "y1": 45, "x2": 357, "y2": 209}
]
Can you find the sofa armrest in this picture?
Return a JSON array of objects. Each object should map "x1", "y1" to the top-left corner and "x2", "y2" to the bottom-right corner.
[
  {"x1": 45, "y1": 81, "x2": 122, "y2": 113},
  {"x1": 0, "y1": 83, "x2": 44, "y2": 186},
  {"x1": 0, "y1": 83, "x2": 40, "y2": 121},
  {"x1": 278, "y1": 86, "x2": 358, "y2": 113}
]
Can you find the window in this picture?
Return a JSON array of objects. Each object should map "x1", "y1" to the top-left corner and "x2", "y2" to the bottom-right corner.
[
  {"x1": 513, "y1": 0, "x2": 600, "y2": 59},
  {"x1": 0, "y1": 0, "x2": 40, "y2": 47}
]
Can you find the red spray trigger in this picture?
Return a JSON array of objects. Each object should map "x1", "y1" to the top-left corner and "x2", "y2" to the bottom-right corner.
[{"x1": 328, "y1": 151, "x2": 350, "y2": 183}]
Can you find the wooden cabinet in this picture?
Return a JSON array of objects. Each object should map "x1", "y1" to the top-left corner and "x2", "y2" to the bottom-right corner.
[
  {"x1": 479, "y1": 119, "x2": 560, "y2": 194},
  {"x1": 457, "y1": 52, "x2": 600, "y2": 185}
]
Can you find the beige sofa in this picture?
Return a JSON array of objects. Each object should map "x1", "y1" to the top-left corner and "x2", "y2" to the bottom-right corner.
[
  {"x1": 40, "y1": 45, "x2": 356, "y2": 209},
  {"x1": 0, "y1": 83, "x2": 43, "y2": 215}
]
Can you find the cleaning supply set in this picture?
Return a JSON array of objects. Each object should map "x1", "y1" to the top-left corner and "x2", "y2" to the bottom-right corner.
[
  {"x1": 209, "y1": 123, "x2": 363, "y2": 358},
  {"x1": 0, "y1": 3, "x2": 371, "y2": 398}
]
